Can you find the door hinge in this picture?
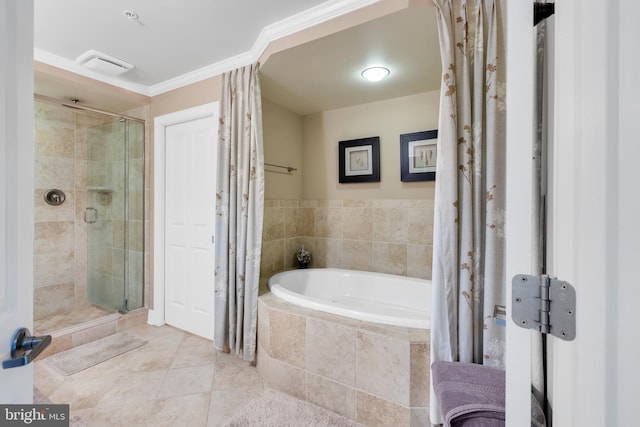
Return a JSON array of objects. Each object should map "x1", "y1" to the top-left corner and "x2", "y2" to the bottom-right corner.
[{"x1": 511, "y1": 274, "x2": 576, "y2": 341}]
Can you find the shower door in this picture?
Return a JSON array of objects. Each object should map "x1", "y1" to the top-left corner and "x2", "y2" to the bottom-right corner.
[{"x1": 86, "y1": 118, "x2": 144, "y2": 312}]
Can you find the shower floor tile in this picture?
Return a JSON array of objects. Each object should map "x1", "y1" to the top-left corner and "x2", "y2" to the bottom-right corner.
[
  {"x1": 34, "y1": 305, "x2": 114, "y2": 335},
  {"x1": 34, "y1": 324, "x2": 264, "y2": 426}
]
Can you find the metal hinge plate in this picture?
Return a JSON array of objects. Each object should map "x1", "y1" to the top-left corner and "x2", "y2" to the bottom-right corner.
[{"x1": 512, "y1": 274, "x2": 576, "y2": 341}]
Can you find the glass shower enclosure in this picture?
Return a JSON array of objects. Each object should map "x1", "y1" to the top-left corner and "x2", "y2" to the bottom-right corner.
[{"x1": 85, "y1": 118, "x2": 144, "y2": 313}]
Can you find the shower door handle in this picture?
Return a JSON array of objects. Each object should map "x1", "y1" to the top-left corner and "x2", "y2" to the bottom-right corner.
[
  {"x1": 2, "y1": 328, "x2": 52, "y2": 369},
  {"x1": 84, "y1": 207, "x2": 98, "y2": 224}
]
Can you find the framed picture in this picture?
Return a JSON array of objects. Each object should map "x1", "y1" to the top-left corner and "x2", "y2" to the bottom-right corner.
[
  {"x1": 400, "y1": 130, "x2": 438, "y2": 182},
  {"x1": 338, "y1": 136, "x2": 380, "y2": 183}
]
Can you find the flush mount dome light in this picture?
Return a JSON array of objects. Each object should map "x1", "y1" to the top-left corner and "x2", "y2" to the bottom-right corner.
[{"x1": 361, "y1": 66, "x2": 390, "y2": 82}]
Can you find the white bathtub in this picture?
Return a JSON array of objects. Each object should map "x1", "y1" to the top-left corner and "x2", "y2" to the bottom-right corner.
[{"x1": 268, "y1": 268, "x2": 430, "y2": 329}]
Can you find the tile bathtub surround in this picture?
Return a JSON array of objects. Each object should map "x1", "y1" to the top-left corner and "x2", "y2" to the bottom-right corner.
[
  {"x1": 261, "y1": 199, "x2": 434, "y2": 287},
  {"x1": 257, "y1": 293, "x2": 430, "y2": 427}
]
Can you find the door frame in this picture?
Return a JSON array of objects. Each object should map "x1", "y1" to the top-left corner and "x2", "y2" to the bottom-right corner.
[
  {"x1": 504, "y1": 0, "x2": 535, "y2": 424},
  {"x1": 149, "y1": 102, "x2": 219, "y2": 326},
  {"x1": 0, "y1": 0, "x2": 35, "y2": 403}
]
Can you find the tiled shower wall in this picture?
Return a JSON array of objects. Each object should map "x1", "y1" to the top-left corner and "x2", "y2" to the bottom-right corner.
[
  {"x1": 34, "y1": 102, "x2": 99, "y2": 320},
  {"x1": 260, "y1": 199, "x2": 434, "y2": 290}
]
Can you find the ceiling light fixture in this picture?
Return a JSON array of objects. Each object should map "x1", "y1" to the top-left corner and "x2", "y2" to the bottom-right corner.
[{"x1": 361, "y1": 66, "x2": 390, "y2": 82}]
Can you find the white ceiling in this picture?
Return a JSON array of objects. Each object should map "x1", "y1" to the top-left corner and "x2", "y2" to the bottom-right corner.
[
  {"x1": 260, "y1": 7, "x2": 440, "y2": 115},
  {"x1": 34, "y1": 0, "x2": 441, "y2": 115}
]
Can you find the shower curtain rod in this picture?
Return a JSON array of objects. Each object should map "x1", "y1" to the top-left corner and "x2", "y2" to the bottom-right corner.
[{"x1": 34, "y1": 94, "x2": 145, "y2": 123}]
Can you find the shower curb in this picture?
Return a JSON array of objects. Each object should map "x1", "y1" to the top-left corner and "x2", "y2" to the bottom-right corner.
[{"x1": 37, "y1": 308, "x2": 148, "y2": 360}]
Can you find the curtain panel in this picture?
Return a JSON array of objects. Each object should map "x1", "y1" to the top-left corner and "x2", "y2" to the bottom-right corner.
[
  {"x1": 430, "y1": 0, "x2": 507, "y2": 423},
  {"x1": 214, "y1": 63, "x2": 265, "y2": 362}
]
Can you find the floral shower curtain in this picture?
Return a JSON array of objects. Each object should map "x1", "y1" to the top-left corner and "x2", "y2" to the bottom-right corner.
[
  {"x1": 430, "y1": 0, "x2": 506, "y2": 423},
  {"x1": 214, "y1": 63, "x2": 265, "y2": 362}
]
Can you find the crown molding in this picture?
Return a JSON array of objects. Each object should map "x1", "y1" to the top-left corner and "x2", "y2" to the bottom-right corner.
[
  {"x1": 147, "y1": 50, "x2": 255, "y2": 96},
  {"x1": 36, "y1": 0, "x2": 383, "y2": 98},
  {"x1": 251, "y1": 0, "x2": 382, "y2": 62}
]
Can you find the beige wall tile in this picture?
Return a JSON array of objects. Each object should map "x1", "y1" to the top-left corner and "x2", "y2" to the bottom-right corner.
[
  {"x1": 263, "y1": 207, "x2": 285, "y2": 241},
  {"x1": 374, "y1": 207, "x2": 408, "y2": 243},
  {"x1": 296, "y1": 207, "x2": 315, "y2": 237},
  {"x1": 260, "y1": 240, "x2": 284, "y2": 279},
  {"x1": 372, "y1": 199, "x2": 411, "y2": 209},
  {"x1": 314, "y1": 238, "x2": 343, "y2": 268},
  {"x1": 35, "y1": 157, "x2": 75, "y2": 189},
  {"x1": 406, "y1": 244, "x2": 432, "y2": 280},
  {"x1": 35, "y1": 127, "x2": 74, "y2": 159},
  {"x1": 342, "y1": 240, "x2": 372, "y2": 271},
  {"x1": 258, "y1": 347, "x2": 307, "y2": 400},
  {"x1": 343, "y1": 199, "x2": 372, "y2": 208},
  {"x1": 410, "y1": 408, "x2": 430, "y2": 427},
  {"x1": 285, "y1": 207, "x2": 314, "y2": 238},
  {"x1": 356, "y1": 391, "x2": 410, "y2": 427},
  {"x1": 306, "y1": 318, "x2": 357, "y2": 386},
  {"x1": 343, "y1": 207, "x2": 372, "y2": 241},
  {"x1": 356, "y1": 330, "x2": 411, "y2": 405},
  {"x1": 34, "y1": 252, "x2": 75, "y2": 288},
  {"x1": 269, "y1": 309, "x2": 306, "y2": 368},
  {"x1": 410, "y1": 343, "x2": 430, "y2": 407},
  {"x1": 315, "y1": 207, "x2": 343, "y2": 238},
  {"x1": 261, "y1": 198, "x2": 433, "y2": 279},
  {"x1": 307, "y1": 372, "x2": 357, "y2": 420},
  {"x1": 257, "y1": 299, "x2": 271, "y2": 354},
  {"x1": 33, "y1": 283, "x2": 75, "y2": 320},
  {"x1": 408, "y1": 207, "x2": 433, "y2": 245},
  {"x1": 278, "y1": 200, "x2": 299, "y2": 208},
  {"x1": 34, "y1": 221, "x2": 74, "y2": 254},
  {"x1": 372, "y1": 242, "x2": 407, "y2": 276}
]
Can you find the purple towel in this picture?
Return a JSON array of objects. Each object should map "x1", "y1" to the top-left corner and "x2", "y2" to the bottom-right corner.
[
  {"x1": 432, "y1": 361, "x2": 546, "y2": 427},
  {"x1": 432, "y1": 361, "x2": 506, "y2": 427}
]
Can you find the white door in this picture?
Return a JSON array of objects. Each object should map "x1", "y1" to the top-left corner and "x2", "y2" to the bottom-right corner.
[
  {"x1": 507, "y1": 1, "x2": 639, "y2": 426},
  {"x1": 547, "y1": 0, "x2": 639, "y2": 425},
  {"x1": 153, "y1": 104, "x2": 218, "y2": 340},
  {"x1": 0, "y1": 0, "x2": 36, "y2": 403}
]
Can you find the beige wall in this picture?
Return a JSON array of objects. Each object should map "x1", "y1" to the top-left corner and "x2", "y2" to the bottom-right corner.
[
  {"x1": 150, "y1": 77, "x2": 221, "y2": 118},
  {"x1": 262, "y1": 98, "x2": 304, "y2": 200},
  {"x1": 302, "y1": 90, "x2": 439, "y2": 200}
]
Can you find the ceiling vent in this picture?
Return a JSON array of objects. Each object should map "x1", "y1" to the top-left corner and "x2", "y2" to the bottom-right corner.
[{"x1": 76, "y1": 50, "x2": 134, "y2": 76}]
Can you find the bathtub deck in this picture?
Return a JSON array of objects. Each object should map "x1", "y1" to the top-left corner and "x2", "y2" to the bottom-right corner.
[{"x1": 257, "y1": 292, "x2": 430, "y2": 427}]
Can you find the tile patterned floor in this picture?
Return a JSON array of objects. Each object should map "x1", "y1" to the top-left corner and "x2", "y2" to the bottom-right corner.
[{"x1": 35, "y1": 324, "x2": 264, "y2": 426}]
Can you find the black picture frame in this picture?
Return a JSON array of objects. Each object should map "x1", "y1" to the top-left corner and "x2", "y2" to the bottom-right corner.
[
  {"x1": 400, "y1": 130, "x2": 438, "y2": 182},
  {"x1": 338, "y1": 136, "x2": 380, "y2": 183}
]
